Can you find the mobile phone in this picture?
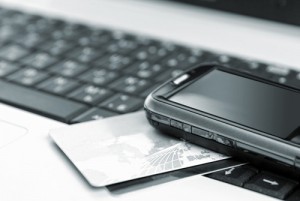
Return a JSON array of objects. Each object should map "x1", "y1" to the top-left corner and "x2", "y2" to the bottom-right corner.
[{"x1": 144, "y1": 64, "x2": 300, "y2": 172}]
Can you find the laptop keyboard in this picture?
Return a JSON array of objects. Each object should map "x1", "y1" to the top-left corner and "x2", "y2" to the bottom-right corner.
[{"x1": 0, "y1": 6, "x2": 300, "y2": 200}]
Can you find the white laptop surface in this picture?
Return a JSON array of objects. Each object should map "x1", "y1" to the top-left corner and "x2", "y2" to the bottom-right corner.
[{"x1": 0, "y1": 0, "x2": 299, "y2": 200}]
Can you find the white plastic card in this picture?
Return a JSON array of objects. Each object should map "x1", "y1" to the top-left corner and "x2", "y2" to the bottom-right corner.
[{"x1": 50, "y1": 111, "x2": 229, "y2": 187}]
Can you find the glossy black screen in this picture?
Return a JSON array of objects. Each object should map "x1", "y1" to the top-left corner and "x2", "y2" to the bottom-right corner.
[{"x1": 170, "y1": 69, "x2": 300, "y2": 139}]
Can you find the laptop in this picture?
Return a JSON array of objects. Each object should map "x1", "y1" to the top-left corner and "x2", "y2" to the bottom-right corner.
[{"x1": 0, "y1": 0, "x2": 299, "y2": 200}]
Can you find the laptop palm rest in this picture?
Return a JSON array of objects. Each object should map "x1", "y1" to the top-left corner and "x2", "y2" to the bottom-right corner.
[{"x1": 0, "y1": 120, "x2": 27, "y2": 149}]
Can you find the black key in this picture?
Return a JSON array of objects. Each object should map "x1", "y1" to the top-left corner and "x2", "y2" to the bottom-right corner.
[
  {"x1": 69, "y1": 46, "x2": 103, "y2": 64},
  {"x1": 0, "y1": 8, "x2": 12, "y2": 18},
  {"x1": 51, "y1": 23, "x2": 87, "y2": 40},
  {"x1": 208, "y1": 54, "x2": 240, "y2": 67},
  {"x1": 265, "y1": 65, "x2": 291, "y2": 84},
  {"x1": 110, "y1": 76, "x2": 151, "y2": 95},
  {"x1": 71, "y1": 107, "x2": 117, "y2": 123},
  {"x1": 25, "y1": 17, "x2": 63, "y2": 34},
  {"x1": 13, "y1": 32, "x2": 46, "y2": 48},
  {"x1": 125, "y1": 61, "x2": 165, "y2": 79},
  {"x1": 39, "y1": 39, "x2": 74, "y2": 56},
  {"x1": 230, "y1": 60, "x2": 266, "y2": 75},
  {"x1": 77, "y1": 29, "x2": 111, "y2": 47},
  {"x1": 21, "y1": 52, "x2": 58, "y2": 69},
  {"x1": 2, "y1": 11, "x2": 34, "y2": 26},
  {"x1": 94, "y1": 54, "x2": 132, "y2": 71},
  {"x1": 0, "y1": 25, "x2": 21, "y2": 43},
  {"x1": 7, "y1": 68, "x2": 49, "y2": 86},
  {"x1": 100, "y1": 94, "x2": 143, "y2": 113},
  {"x1": 132, "y1": 43, "x2": 170, "y2": 62},
  {"x1": 49, "y1": 60, "x2": 87, "y2": 77},
  {"x1": 0, "y1": 80, "x2": 87, "y2": 123},
  {"x1": 37, "y1": 76, "x2": 79, "y2": 95},
  {"x1": 140, "y1": 83, "x2": 161, "y2": 98},
  {"x1": 287, "y1": 188, "x2": 300, "y2": 201},
  {"x1": 285, "y1": 72, "x2": 300, "y2": 89},
  {"x1": 110, "y1": 31, "x2": 136, "y2": 41},
  {"x1": 106, "y1": 38, "x2": 139, "y2": 54},
  {"x1": 0, "y1": 44, "x2": 29, "y2": 61},
  {"x1": 206, "y1": 165, "x2": 258, "y2": 187},
  {"x1": 161, "y1": 48, "x2": 206, "y2": 69},
  {"x1": 155, "y1": 68, "x2": 184, "y2": 82},
  {"x1": 244, "y1": 171, "x2": 298, "y2": 199},
  {"x1": 79, "y1": 68, "x2": 119, "y2": 86},
  {"x1": 0, "y1": 60, "x2": 20, "y2": 77},
  {"x1": 68, "y1": 85, "x2": 113, "y2": 105}
]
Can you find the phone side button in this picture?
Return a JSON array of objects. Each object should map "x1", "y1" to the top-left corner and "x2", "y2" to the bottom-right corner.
[
  {"x1": 213, "y1": 134, "x2": 236, "y2": 147},
  {"x1": 170, "y1": 119, "x2": 183, "y2": 130},
  {"x1": 150, "y1": 113, "x2": 170, "y2": 125},
  {"x1": 182, "y1": 124, "x2": 191, "y2": 133},
  {"x1": 192, "y1": 127, "x2": 213, "y2": 139}
]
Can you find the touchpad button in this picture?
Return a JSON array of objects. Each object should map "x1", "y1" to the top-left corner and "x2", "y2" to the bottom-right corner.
[{"x1": 0, "y1": 120, "x2": 27, "y2": 149}]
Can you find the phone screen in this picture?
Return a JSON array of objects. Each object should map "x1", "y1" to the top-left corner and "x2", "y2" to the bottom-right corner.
[{"x1": 169, "y1": 69, "x2": 300, "y2": 139}]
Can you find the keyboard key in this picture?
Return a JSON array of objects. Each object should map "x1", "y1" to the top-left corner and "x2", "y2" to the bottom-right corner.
[
  {"x1": 266, "y1": 65, "x2": 290, "y2": 76},
  {"x1": 40, "y1": 39, "x2": 75, "y2": 56},
  {"x1": 21, "y1": 52, "x2": 58, "y2": 69},
  {"x1": 0, "y1": 25, "x2": 22, "y2": 43},
  {"x1": 1, "y1": 11, "x2": 34, "y2": 26},
  {"x1": 71, "y1": 107, "x2": 117, "y2": 123},
  {"x1": 231, "y1": 60, "x2": 266, "y2": 75},
  {"x1": 94, "y1": 54, "x2": 132, "y2": 71},
  {"x1": 68, "y1": 85, "x2": 113, "y2": 105},
  {"x1": 0, "y1": 44, "x2": 29, "y2": 61},
  {"x1": 100, "y1": 94, "x2": 143, "y2": 113},
  {"x1": 0, "y1": 60, "x2": 20, "y2": 77},
  {"x1": 51, "y1": 23, "x2": 87, "y2": 40},
  {"x1": 77, "y1": 29, "x2": 111, "y2": 47},
  {"x1": 285, "y1": 72, "x2": 300, "y2": 89},
  {"x1": 140, "y1": 83, "x2": 161, "y2": 98},
  {"x1": 13, "y1": 32, "x2": 46, "y2": 48},
  {"x1": 25, "y1": 17, "x2": 63, "y2": 34},
  {"x1": 161, "y1": 48, "x2": 206, "y2": 69},
  {"x1": 287, "y1": 188, "x2": 300, "y2": 201},
  {"x1": 244, "y1": 171, "x2": 298, "y2": 199},
  {"x1": 132, "y1": 43, "x2": 170, "y2": 62},
  {"x1": 69, "y1": 46, "x2": 103, "y2": 64},
  {"x1": 7, "y1": 68, "x2": 48, "y2": 86},
  {"x1": 79, "y1": 68, "x2": 119, "y2": 86},
  {"x1": 125, "y1": 61, "x2": 165, "y2": 79},
  {"x1": 208, "y1": 54, "x2": 240, "y2": 67},
  {"x1": 263, "y1": 65, "x2": 291, "y2": 84},
  {"x1": 49, "y1": 60, "x2": 87, "y2": 77},
  {"x1": 110, "y1": 76, "x2": 151, "y2": 95},
  {"x1": 155, "y1": 68, "x2": 184, "y2": 82},
  {"x1": 0, "y1": 80, "x2": 87, "y2": 123},
  {"x1": 106, "y1": 38, "x2": 139, "y2": 54},
  {"x1": 37, "y1": 76, "x2": 79, "y2": 95},
  {"x1": 207, "y1": 165, "x2": 258, "y2": 187}
]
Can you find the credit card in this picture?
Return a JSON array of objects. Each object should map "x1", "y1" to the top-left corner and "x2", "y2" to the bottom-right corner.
[{"x1": 50, "y1": 111, "x2": 229, "y2": 187}]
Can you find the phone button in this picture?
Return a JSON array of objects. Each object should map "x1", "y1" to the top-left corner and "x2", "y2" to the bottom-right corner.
[
  {"x1": 182, "y1": 124, "x2": 191, "y2": 133},
  {"x1": 151, "y1": 113, "x2": 170, "y2": 125},
  {"x1": 192, "y1": 127, "x2": 214, "y2": 139},
  {"x1": 170, "y1": 119, "x2": 183, "y2": 129}
]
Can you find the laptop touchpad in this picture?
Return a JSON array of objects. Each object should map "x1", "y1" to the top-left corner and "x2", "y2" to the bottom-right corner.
[{"x1": 0, "y1": 120, "x2": 27, "y2": 149}]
